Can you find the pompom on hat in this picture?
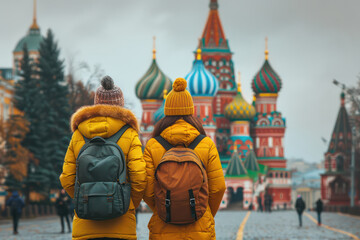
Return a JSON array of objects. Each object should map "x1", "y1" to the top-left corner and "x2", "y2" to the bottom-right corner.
[
  {"x1": 94, "y1": 76, "x2": 124, "y2": 106},
  {"x1": 164, "y1": 78, "x2": 194, "y2": 116}
]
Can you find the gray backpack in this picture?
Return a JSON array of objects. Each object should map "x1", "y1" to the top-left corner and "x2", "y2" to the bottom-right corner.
[{"x1": 74, "y1": 125, "x2": 131, "y2": 220}]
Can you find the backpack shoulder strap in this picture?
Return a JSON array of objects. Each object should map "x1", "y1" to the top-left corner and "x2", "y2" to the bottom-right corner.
[
  {"x1": 188, "y1": 134, "x2": 206, "y2": 150},
  {"x1": 155, "y1": 136, "x2": 173, "y2": 151},
  {"x1": 107, "y1": 124, "x2": 130, "y2": 143}
]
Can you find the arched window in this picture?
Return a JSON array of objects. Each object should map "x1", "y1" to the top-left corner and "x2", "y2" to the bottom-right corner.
[
  {"x1": 280, "y1": 172, "x2": 283, "y2": 178},
  {"x1": 269, "y1": 172, "x2": 273, "y2": 178},
  {"x1": 336, "y1": 155, "x2": 344, "y2": 171}
]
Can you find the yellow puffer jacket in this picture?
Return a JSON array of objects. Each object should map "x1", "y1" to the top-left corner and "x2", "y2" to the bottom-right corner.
[
  {"x1": 60, "y1": 104, "x2": 146, "y2": 240},
  {"x1": 143, "y1": 119, "x2": 226, "y2": 240}
]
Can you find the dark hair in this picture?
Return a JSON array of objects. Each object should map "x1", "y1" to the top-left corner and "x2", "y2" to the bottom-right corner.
[{"x1": 152, "y1": 115, "x2": 206, "y2": 138}]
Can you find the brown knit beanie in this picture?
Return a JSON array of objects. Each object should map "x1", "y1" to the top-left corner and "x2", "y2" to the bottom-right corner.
[
  {"x1": 164, "y1": 78, "x2": 194, "y2": 116},
  {"x1": 94, "y1": 76, "x2": 124, "y2": 106}
]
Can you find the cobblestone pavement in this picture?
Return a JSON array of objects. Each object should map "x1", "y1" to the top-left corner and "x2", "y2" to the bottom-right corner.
[
  {"x1": 307, "y1": 211, "x2": 360, "y2": 239},
  {"x1": 243, "y1": 211, "x2": 360, "y2": 240},
  {"x1": 0, "y1": 211, "x2": 359, "y2": 240}
]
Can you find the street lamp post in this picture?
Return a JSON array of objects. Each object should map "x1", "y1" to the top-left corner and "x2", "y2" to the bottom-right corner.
[
  {"x1": 333, "y1": 79, "x2": 356, "y2": 208},
  {"x1": 351, "y1": 127, "x2": 356, "y2": 207}
]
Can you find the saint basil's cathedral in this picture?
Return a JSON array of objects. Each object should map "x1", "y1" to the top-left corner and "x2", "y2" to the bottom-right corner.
[{"x1": 135, "y1": 0, "x2": 292, "y2": 210}]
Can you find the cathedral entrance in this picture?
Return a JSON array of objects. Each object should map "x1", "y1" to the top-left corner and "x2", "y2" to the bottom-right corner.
[{"x1": 227, "y1": 187, "x2": 244, "y2": 209}]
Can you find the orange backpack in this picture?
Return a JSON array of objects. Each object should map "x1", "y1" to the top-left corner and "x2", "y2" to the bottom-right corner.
[{"x1": 154, "y1": 135, "x2": 209, "y2": 225}]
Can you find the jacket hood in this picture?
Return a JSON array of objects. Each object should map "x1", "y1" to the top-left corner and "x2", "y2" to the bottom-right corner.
[
  {"x1": 70, "y1": 104, "x2": 139, "y2": 139},
  {"x1": 160, "y1": 119, "x2": 200, "y2": 146}
]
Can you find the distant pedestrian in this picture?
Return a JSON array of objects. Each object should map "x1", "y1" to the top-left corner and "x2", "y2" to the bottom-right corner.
[
  {"x1": 257, "y1": 196, "x2": 263, "y2": 212},
  {"x1": 295, "y1": 195, "x2": 306, "y2": 227},
  {"x1": 6, "y1": 190, "x2": 25, "y2": 235},
  {"x1": 68, "y1": 198, "x2": 75, "y2": 220},
  {"x1": 248, "y1": 202, "x2": 254, "y2": 210},
  {"x1": 55, "y1": 189, "x2": 71, "y2": 233},
  {"x1": 264, "y1": 192, "x2": 272, "y2": 212},
  {"x1": 315, "y1": 198, "x2": 323, "y2": 226}
]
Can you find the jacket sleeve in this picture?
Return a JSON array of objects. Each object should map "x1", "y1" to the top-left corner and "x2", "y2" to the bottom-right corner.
[
  {"x1": 126, "y1": 132, "x2": 147, "y2": 208},
  {"x1": 59, "y1": 134, "x2": 76, "y2": 198},
  {"x1": 143, "y1": 141, "x2": 156, "y2": 211},
  {"x1": 206, "y1": 140, "x2": 226, "y2": 217}
]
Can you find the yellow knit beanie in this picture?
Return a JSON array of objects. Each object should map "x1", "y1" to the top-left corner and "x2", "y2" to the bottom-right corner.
[{"x1": 165, "y1": 78, "x2": 194, "y2": 116}]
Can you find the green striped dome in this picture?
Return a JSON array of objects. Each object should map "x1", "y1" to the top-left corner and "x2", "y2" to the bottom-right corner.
[
  {"x1": 251, "y1": 60, "x2": 282, "y2": 94},
  {"x1": 14, "y1": 28, "x2": 43, "y2": 53},
  {"x1": 135, "y1": 59, "x2": 172, "y2": 100}
]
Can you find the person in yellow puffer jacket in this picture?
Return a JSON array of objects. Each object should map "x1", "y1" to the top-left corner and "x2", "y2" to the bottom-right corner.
[
  {"x1": 143, "y1": 78, "x2": 226, "y2": 240},
  {"x1": 60, "y1": 76, "x2": 146, "y2": 240}
]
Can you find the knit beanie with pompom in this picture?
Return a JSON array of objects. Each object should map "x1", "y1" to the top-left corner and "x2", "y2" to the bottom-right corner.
[
  {"x1": 94, "y1": 76, "x2": 124, "y2": 106},
  {"x1": 164, "y1": 78, "x2": 194, "y2": 116}
]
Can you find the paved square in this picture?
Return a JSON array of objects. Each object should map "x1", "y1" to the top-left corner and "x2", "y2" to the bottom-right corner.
[{"x1": 0, "y1": 211, "x2": 359, "y2": 239}]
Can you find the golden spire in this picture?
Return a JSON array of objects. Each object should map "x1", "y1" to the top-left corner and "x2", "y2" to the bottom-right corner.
[
  {"x1": 30, "y1": 0, "x2": 39, "y2": 29},
  {"x1": 253, "y1": 95, "x2": 256, "y2": 102},
  {"x1": 237, "y1": 71, "x2": 242, "y2": 93},
  {"x1": 196, "y1": 48, "x2": 202, "y2": 60},
  {"x1": 152, "y1": 36, "x2": 156, "y2": 59},
  {"x1": 265, "y1": 36, "x2": 269, "y2": 60},
  {"x1": 163, "y1": 89, "x2": 168, "y2": 99}
]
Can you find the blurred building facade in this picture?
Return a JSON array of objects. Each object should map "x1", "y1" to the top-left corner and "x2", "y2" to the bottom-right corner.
[
  {"x1": 292, "y1": 169, "x2": 324, "y2": 210},
  {"x1": 321, "y1": 93, "x2": 360, "y2": 206},
  {"x1": 135, "y1": 0, "x2": 291, "y2": 210}
]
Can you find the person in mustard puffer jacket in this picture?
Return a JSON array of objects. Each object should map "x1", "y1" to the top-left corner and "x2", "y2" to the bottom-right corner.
[
  {"x1": 143, "y1": 78, "x2": 226, "y2": 240},
  {"x1": 60, "y1": 76, "x2": 146, "y2": 240}
]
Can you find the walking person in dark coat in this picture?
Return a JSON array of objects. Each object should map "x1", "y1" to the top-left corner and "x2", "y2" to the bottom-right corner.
[
  {"x1": 264, "y1": 193, "x2": 272, "y2": 212},
  {"x1": 55, "y1": 189, "x2": 71, "y2": 233},
  {"x1": 6, "y1": 191, "x2": 25, "y2": 235},
  {"x1": 315, "y1": 198, "x2": 323, "y2": 226},
  {"x1": 295, "y1": 195, "x2": 306, "y2": 227},
  {"x1": 257, "y1": 196, "x2": 263, "y2": 212}
]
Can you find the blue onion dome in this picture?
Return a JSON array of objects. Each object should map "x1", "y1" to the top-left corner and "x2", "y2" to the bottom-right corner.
[
  {"x1": 225, "y1": 75, "x2": 256, "y2": 121},
  {"x1": 153, "y1": 89, "x2": 167, "y2": 122},
  {"x1": 135, "y1": 42, "x2": 172, "y2": 100},
  {"x1": 14, "y1": 18, "x2": 43, "y2": 53},
  {"x1": 185, "y1": 49, "x2": 219, "y2": 97}
]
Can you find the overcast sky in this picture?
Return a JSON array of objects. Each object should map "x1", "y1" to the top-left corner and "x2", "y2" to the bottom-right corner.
[{"x1": 1, "y1": 0, "x2": 360, "y2": 163}]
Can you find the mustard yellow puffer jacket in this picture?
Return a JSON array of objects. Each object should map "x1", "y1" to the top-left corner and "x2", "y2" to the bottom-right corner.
[
  {"x1": 60, "y1": 105, "x2": 146, "y2": 240},
  {"x1": 143, "y1": 119, "x2": 226, "y2": 240}
]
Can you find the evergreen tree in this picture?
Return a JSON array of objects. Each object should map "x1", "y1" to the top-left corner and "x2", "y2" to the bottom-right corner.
[
  {"x1": 12, "y1": 43, "x2": 51, "y2": 198},
  {"x1": 37, "y1": 29, "x2": 71, "y2": 188}
]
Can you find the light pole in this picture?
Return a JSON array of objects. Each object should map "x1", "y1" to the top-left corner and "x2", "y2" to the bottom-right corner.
[{"x1": 332, "y1": 79, "x2": 357, "y2": 207}]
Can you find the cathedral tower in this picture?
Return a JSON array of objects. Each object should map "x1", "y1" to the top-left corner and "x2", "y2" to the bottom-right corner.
[
  {"x1": 185, "y1": 49, "x2": 218, "y2": 143},
  {"x1": 135, "y1": 37, "x2": 172, "y2": 146},
  {"x1": 251, "y1": 38, "x2": 291, "y2": 208},
  {"x1": 198, "y1": 0, "x2": 236, "y2": 154}
]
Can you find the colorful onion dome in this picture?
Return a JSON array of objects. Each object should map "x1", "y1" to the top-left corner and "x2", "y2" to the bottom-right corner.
[
  {"x1": 135, "y1": 38, "x2": 172, "y2": 100},
  {"x1": 225, "y1": 73, "x2": 256, "y2": 121},
  {"x1": 251, "y1": 38, "x2": 282, "y2": 94},
  {"x1": 185, "y1": 49, "x2": 219, "y2": 97},
  {"x1": 153, "y1": 89, "x2": 167, "y2": 122},
  {"x1": 14, "y1": 2, "x2": 42, "y2": 53}
]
